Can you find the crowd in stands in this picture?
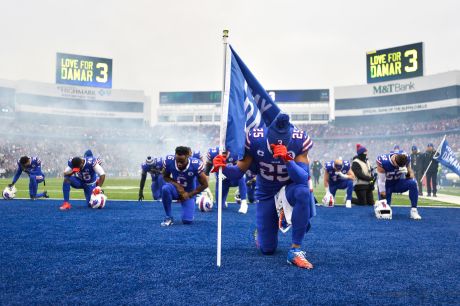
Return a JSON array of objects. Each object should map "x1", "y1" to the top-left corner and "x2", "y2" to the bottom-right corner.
[{"x1": 1, "y1": 117, "x2": 459, "y2": 179}]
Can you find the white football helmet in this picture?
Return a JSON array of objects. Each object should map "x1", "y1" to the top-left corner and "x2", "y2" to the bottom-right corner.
[
  {"x1": 204, "y1": 187, "x2": 214, "y2": 203},
  {"x1": 196, "y1": 194, "x2": 213, "y2": 212},
  {"x1": 275, "y1": 186, "x2": 292, "y2": 233},
  {"x1": 2, "y1": 186, "x2": 17, "y2": 200},
  {"x1": 322, "y1": 194, "x2": 334, "y2": 207},
  {"x1": 89, "y1": 193, "x2": 107, "y2": 209},
  {"x1": 374, "y1": 199, "x2": 392, "y2": 220}
]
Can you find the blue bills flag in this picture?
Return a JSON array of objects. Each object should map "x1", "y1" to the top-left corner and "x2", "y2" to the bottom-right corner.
[
  {"x1": 221, "y1": 45, "x2": 281, "y2": 160},
  {"x1": 434, "y1": 138, "x2": 460, "y2": 176}
]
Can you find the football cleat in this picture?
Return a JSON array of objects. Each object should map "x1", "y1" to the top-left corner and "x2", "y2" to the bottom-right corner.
[
  {"x1": 238, "y1": 199, "x2": 248, "y2": 214},
  {"x1": 60, "y1": 202, "x2": 71, "y2": 210},
  {"x1": 43, "y1": 191, "x2": 49, "y2": 199},
  {"x1": 410, "y1": 208, "x2": 422, "y2": 220},
  {"x1": 345, "y1": 199, "x2": 352, "y2": 208},
  {"x1": 161, "y1": 217, "x2": 174, "y2": 227},
  {"x1": 287, "y1": 248, "x2": 313, "y2": 270}
]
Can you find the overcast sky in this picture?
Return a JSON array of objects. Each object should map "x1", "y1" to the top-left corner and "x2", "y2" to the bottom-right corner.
[{"x1": 0, "y1": 0, "x2": 459, "y2": 95}]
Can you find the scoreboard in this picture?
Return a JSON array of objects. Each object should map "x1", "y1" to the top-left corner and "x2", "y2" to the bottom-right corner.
[
  {"x1": 56, "y1": 53, "x2": 113, "y2": 88},
  {"x1": 366, "y1": 42, "x2": 423, "y2": 83}
]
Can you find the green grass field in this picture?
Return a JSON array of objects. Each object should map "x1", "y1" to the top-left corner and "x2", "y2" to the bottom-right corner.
[{"x1": 2, "y1": 177, "x2": 459, "y2": 207}]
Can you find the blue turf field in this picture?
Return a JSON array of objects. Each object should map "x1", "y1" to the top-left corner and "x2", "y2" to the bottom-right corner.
[{"x1": 1, "y1": 199, "x2": 459, "y2": 305}]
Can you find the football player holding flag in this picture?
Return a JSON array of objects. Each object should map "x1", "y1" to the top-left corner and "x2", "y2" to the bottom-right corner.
[
  {"x1": 60, "y1": 155, "x2": 106, "y2": 210},
  {"x1": 9, "y1": 156, "x2": 49, "y2": 200},
  {"x1": 375, "y1": 152, "x2": 421, "y2": 220},
  {"x1": 212, "y1": 113, "x2": 315, "y2": 269},
  {"x1": 160, "y1": 146, "x2": 208, "y2": 226}
]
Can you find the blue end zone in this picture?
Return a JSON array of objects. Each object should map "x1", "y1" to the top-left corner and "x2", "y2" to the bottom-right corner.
[{"x1": 0, "y1": 200, "x2": 459, "y2": 304}]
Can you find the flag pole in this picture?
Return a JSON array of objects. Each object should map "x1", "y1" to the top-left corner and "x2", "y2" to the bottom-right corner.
[
  {"x1": 421, "y1": 134, "x2": 446, "y2": 181},
  {"x1": 217, "y1": 29, "x2": 229, "y2": 267}
]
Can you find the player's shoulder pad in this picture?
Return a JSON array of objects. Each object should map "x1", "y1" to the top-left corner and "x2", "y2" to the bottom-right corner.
[
  {"x1": 90, "y1": 157, "x2": 102, "y2": 167},
  {"x1": 190, "y1": 157, "x2": 204, "y2": 174},
  {"x1": 376, "y1": 154, "x2": 388, "y2": 165},
  {"x1": 164, "y1": 155, "x2": 175, "y2": 167},
  {"x1": 292, "y1": 127, "x2": 313, "y2": 153}
]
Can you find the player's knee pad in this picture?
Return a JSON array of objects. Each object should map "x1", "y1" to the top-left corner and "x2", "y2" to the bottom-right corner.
[
  {"x1": 161, "y1": 183, "x2": 174, "y2": 194},
  {"x1": 408, "y1": 179, "x2": 417, "y2": 188},
  {"x1": 292, "y1": 186, "x2": 310, "y2": 208}
]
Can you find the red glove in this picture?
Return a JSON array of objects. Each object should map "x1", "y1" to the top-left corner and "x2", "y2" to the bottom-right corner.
[
  {"x1": 211, "y1": 154, "x2": 227, "y2": 173},
  {"x1": 72, "y1": 167, "x2": 80, "y2": 173},
  {"x1": 92, "y1": 186, "x2": 102, "y2": 195},
  {"x1": 271, "y1": 144, "x2": 294, "y2": 162}
]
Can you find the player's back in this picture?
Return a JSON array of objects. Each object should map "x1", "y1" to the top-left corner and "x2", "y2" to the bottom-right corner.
[{"x1": 19, "y1": 156, "x2": 42, "y2": 174}]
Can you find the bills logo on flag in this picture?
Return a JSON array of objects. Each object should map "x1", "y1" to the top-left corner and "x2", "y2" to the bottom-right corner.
[
  {"x1": 434, "y1": 138, "x2": 460, "y2": 176},
  {"x1": 221, "y1": 45, "x2": 282, "y2": 160}
]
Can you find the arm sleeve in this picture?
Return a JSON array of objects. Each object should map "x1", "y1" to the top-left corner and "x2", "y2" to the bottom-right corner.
[
  {"x1": 351, "y1": 162, "x2": 372, "y2": 181},
  {"x1": 204, "y1": 162, "x2": 213, "y2": 176},
  {"x1": 139, "y1": 172, "x2": 147, "y2": 191},
  {"x1": 286, "y1": 161, "x2": 309, "y2": 184},
  {"x1": 93, "y1": 164, "x2": 105, "y2": 176},
  {"x1": 222, "y1": 164, "x2": 245, "y2": 180},
  {"x1": 12, "y1": 167, "x2": 22, "y2": 184}
]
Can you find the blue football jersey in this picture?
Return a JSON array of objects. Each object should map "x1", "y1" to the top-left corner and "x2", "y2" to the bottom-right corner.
[
  {"x1": 68, "y1": 156, "x2": 101, "y2": 184},
  {"x1": 141, "y1": 157, "x2": 164, "y2": 178},
  {"x1": 376, "y1": 152, "x2": 411, "y2": 183},
  {"x1": 245, "y1": 126, "x2": 313, "y2": 197},
  {"x1": 192, "y1": 150, "x2": 203, "y2": 160},
  {"x1": 163, "y1": 155, "x2": 204, "y2": 192},
  {"x1": 17, "y1": 156, "x2": 42, "y2": 175},
  {"x1": 12, "y1": 156, "x2": 44, "y2": 184},
  {"x1": 325, "y1": 160, "x2": 351, "y2": 183},
  {"x1": 207, "y1": 146, "x2": 238, "y2": 176}
]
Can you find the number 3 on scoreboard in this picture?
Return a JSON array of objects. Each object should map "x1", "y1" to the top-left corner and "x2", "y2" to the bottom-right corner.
[
  {"x1": 96, "y1": 63, "x2": 108, "y2": 83},
  {"x1": 404, "y1": 49, "x2": 418, "y2": 73}
]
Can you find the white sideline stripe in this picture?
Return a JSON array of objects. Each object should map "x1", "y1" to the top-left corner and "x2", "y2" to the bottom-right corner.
[{"x1": 8, "y1": 198, "x2": 460, "y2": 208}]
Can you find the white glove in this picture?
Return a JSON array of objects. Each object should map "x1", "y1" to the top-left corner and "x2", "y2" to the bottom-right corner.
[
  {"x1": 399, "y1": 167, "x2": 408, "y2": 175},
  {"x1": 336, "y1": 172, "x2": 348, "y2": 179}
]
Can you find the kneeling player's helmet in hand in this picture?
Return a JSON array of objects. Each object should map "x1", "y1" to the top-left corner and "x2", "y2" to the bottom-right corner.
[
  {"x1": 322, "y1": 194, "x2": 334, "y2": 207},
  {"x1": 196, "y1": 194, "x2": 213, "y2": 212},
  {"x1": 89, "y1": 193, "x2": 107, "y2": 209},
  {"x1": 2, "y1": 186, "x2": 17, "y2": 200}
]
